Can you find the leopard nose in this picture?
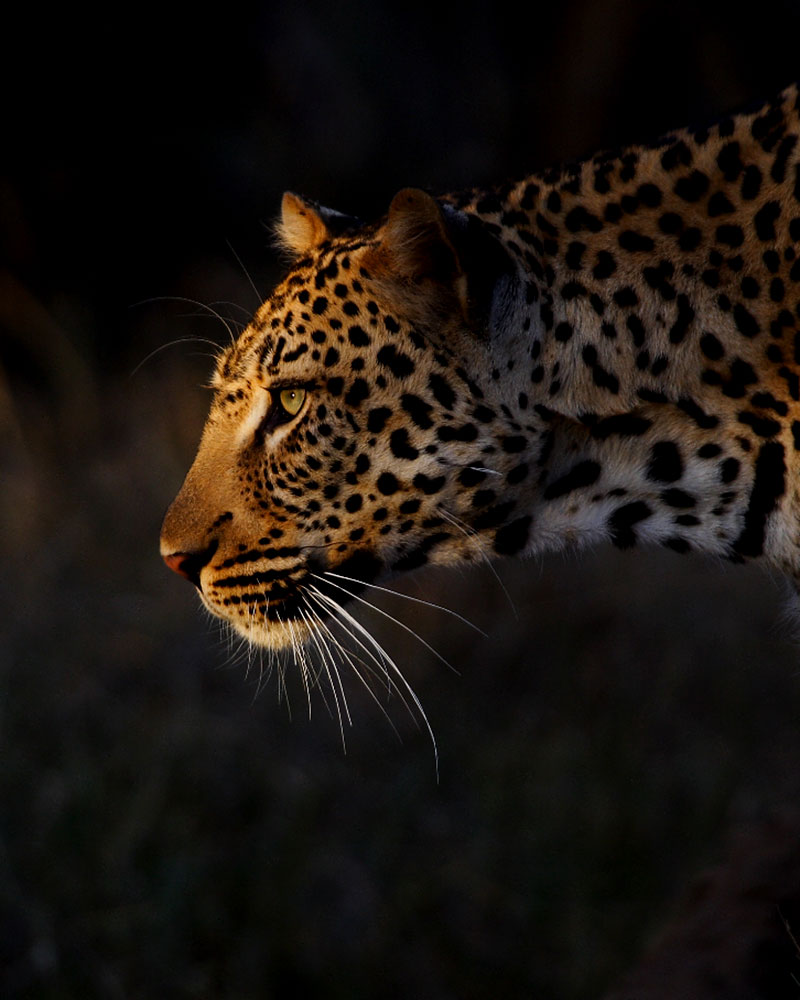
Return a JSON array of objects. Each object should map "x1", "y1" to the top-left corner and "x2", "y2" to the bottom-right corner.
[{"x1": 162, "y1": 542, "x2": 218, "y2": 589}]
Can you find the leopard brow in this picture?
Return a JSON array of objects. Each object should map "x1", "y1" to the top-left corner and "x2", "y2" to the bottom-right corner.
[{"x1": 260, "y1": 377, "x2": 320, "y2": 391}]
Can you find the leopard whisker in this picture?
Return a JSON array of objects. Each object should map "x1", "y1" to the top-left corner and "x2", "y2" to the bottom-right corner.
[
  {"x1": 305, "y1": 588, "x2": 409, "y2": 707},
  {"x1": 306, "y1": 587, "x2": 395, "y2": 696},
  {"x1": 274, "y1": 607, "x2": 294, "y2": 717},
  {"x1": 250, "y1": 600, "x2": 274, "y2": 700},
  {"x1": 299, "y1": 605, "x2": 353, "y2": 742},
  {"x1": 302, "y1": 609, "x2": 353, "y2": 749},
  {"x1": 253, "y1": 646, "x2": 277, "y2": 703},
  {"x1": 292, "y1": 612, "x2": 316, "y2": 721},
  {"x1": 248, "y1": 605, "x2": 269, "y2": 701},
  {"x1": 438, "y1": 506, "x2": 518, "y2": 619},
  {"x1": 314, "y1": 573, "x2": 457, "y2": 674},
  {"x1": 244, "y1": 601, "x2": 258, "y2": 683},
  {"x1": 323, "y1": 570, "x2": 486, "y2": 636},
  {"x1": 433, "y1": 457, "x2": 502, "y2": 477},
  {"x1": 214, "y1": 618, "x2": 246, "y2": 669},
  {"x1": 225, "y1": 238, "x2": 264, "y2": 307},
  {"x1": 216, "y1": 617, "x2": 267, "y2": 689},
  {"x1": 302, "y1": 597, "x2": 404, "y2": 744},
  {"x1": 132, "y1": 295, "x2": 243, "y2": 346},
  {"x1": 130, "y1": 336, "x2": 223, "y2": 377},
  {"x1": 307, "y1": 584, "x2": 438, "y2": 775}
]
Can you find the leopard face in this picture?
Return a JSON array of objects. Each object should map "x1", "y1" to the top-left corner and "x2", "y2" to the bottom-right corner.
[{"x1": 161, "y1": 190, "x2": 537, "y2": 650}]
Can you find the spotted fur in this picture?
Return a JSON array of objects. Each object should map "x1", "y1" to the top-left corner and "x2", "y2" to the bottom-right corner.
[{"x1": 162, "y1": 83, "x2": 800, "y2": 660}]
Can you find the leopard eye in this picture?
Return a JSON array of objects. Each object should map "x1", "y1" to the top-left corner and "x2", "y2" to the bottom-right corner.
[{"x1": 278, "y1": 388, "x2": 306, "y2": 416}]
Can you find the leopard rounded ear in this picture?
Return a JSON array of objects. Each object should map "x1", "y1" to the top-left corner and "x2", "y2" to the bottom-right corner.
[
  {"x1": 381, "y1": 188, "x2": 461, "y2": 282},
  {"x1": 276, "y1": 192, "x2": 331, "y2": 257},
  {"x1": 276, "y1": 192, "x2": 360, "y2": 258},
  {"x1": 374, "y1": 188, "x2": 518, "y2": 338}
]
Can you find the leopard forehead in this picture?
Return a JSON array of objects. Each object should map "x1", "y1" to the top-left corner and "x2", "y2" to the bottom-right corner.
[{"x1": 217, "y1": 254, "x2": 420, "y2": 383}]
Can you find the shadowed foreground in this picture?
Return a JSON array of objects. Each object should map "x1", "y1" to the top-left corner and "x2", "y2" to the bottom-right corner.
[{"x1": 2, "y1": 366, "x2": 800, "y2": 997}]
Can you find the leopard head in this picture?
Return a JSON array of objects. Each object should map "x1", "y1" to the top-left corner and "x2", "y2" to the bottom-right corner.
[{"x1": 160, "y1": 188, "x2": 532, "y2": 651}]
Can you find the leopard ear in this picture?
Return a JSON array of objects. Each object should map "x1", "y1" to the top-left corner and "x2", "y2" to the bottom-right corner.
[
  {"x1": 376, "y1": 188, "x2": 517, "y2": 335},
  {"x1": 276, "y1": 192, "x2": 360, "y2": 257},
  {"x1": 380, "y1": 188, "x2": 462, "y2": 284}
]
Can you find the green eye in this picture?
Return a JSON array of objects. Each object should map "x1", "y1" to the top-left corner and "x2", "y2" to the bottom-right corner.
[{"x1": 278, "y1": 388, "x2": 306, "y2": 416}]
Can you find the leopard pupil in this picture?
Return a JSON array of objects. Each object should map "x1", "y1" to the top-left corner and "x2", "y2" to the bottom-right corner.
[{"x1": 279, "y1": 388, "x2": 305, "y2": 415}]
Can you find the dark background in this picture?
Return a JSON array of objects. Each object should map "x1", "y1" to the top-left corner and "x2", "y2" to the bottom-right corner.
[{"x1": 3, "y1": 2, "x2": 800, "y2": 997}]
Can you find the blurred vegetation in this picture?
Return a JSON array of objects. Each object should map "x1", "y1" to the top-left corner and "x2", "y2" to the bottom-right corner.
[{"x1": 3, "y1": 1, "x2": 800, "y2": 996}]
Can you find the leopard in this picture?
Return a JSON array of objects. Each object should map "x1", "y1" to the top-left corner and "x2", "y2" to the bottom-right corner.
[{"x1": 161, "y1": 82, "x2": 800, "y2": 700}]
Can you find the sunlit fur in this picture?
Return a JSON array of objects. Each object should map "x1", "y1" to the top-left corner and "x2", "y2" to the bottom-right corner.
[{"x1": 163, "y1": 84, "x2": 800, "y2": 746}]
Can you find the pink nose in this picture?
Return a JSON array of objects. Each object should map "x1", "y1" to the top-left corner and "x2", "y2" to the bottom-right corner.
[
  {"x1": 163, "y1": 552, "x2": 194, "y2": 580},
  {"x1": 161, "y1": 543, "x2": 217, "y2": 589}
]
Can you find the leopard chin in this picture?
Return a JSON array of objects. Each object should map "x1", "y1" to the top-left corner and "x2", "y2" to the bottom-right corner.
[{"x1": 210, "y1": 605, "x2": 315, "y2": 652}]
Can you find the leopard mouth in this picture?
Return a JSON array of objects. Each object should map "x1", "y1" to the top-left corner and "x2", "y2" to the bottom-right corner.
[
  {"x1": 205, "y1": 568, "x2": 309, "y2": 624},
  {"x1": 200, "y1": 548, "x2": 383, "y2": 648}
]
